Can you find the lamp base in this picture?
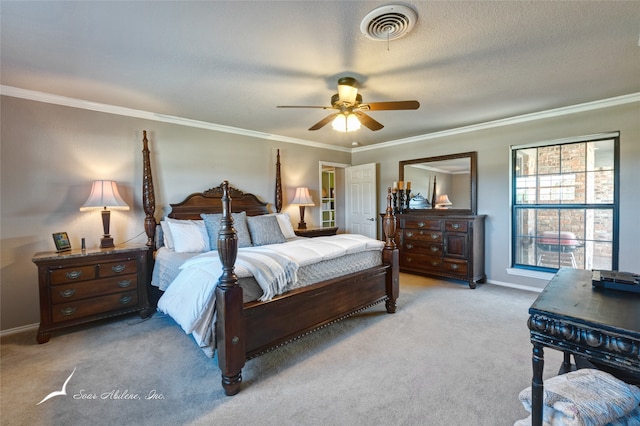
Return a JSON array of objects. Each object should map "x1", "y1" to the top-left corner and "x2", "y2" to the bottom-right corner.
[
  {"x1": 100, "y1": 236, "x2": 114, "y2": 248},
  {"x1": 297, "y1": 222, "x2": 307, "y2": 230}
]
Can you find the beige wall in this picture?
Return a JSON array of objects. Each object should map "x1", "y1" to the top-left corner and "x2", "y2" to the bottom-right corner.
[
  {"x1": 2, "y1": 95, "x2": 638, "y2": 331},
  {"x1": 353, "y1": 101, "x2": 640, "y2": 290},
  {"x1": 0, "y1": 96, "x2": 349, "y2": 330}
]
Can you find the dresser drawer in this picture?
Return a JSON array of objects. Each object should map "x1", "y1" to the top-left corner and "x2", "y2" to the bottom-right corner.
[
  {"x1": 99, "y1": 259, "x2": 137, "y2": 277},
  {"x1": 445, "y1": 221, "x2": 468, "y2": 233},
  {"x1": 401, "y1": 253, "x2": 443, "y2": 269},
  {"x1": 443, "y1": 259, "x2": 468, "y2": 275},
  {"x1": 50, "y1": 275, "x2": 138, "y2": 304},
  {"x1": 50, "y1": 265, "x2": 97, "y2": 285},
  {"x1": 404, "y1": 229, "x2": 442, "y2": 243},
  {"x1": 402, "y1": 219, "x2": 441, "y2": 231},
  {"x1": 51, "y1": 290, "x2": 138, "y2": 323},
  {"x1": 403, "y1": 240, "x2": 443, "y2": 256}
]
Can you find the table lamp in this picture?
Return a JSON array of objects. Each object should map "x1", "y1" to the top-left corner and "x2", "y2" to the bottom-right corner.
[
  {"x1": 80, "y1": 180, "x2": 130, "y2": 248},
  {"x1": 291, "y1": 187, "x2": 315, "y2": 229}
]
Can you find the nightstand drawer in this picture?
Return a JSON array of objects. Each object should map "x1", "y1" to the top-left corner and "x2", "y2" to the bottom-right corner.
[
  {"x1": 50, "y1": 265, "x2": 97, "y2": 285},
  {"x1": 99, "y1": 259, "x2": 137, "y2": 277},
  {"x1": 51, "y1": 290, "x2": 138, "y2": 323},
  {"x1": 51, "y1": 275, "x2": 138, "y2": 304}
]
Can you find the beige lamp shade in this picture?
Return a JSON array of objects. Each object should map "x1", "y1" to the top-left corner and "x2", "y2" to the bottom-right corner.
[
  {"x1": 436, "y1": 194, "x2": 452, "y2": 208},
  {"x1": 291, "y1": 187, "x2": 315, "y2": 206},
  {"x1": 80, "y1": 180, "x2": 130, "y2": 211},
  {"x1": 80, "y1": 180, "x2": 129, "y2": 248},
  {"x1": 291, "y1": 187, "x2": 314, "y2": 230}
]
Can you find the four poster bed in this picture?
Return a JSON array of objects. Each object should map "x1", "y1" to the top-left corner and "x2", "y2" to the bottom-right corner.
[{"x1": 141, "y1": 131, "x2": 399, "y2": 396}]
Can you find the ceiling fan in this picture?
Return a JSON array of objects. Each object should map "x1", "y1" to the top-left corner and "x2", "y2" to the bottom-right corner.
[{"x1": 277, "y1": 77, "x2": 420, "y2": 132}]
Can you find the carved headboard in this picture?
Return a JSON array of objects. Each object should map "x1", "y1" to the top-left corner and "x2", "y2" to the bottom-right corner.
[{"x1": 168, "y1": 185, "x2": 269, "y2": 220}]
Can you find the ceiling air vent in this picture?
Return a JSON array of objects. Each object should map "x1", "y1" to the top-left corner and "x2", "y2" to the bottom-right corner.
[{"x1": 360, "y1": 4, "x2": 417, "y2": 41}]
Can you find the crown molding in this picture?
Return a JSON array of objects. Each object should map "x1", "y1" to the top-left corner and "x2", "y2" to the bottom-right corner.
[
  {"x1": 2, "y1": 85, "x2": 637, "y2": 154},
  {"x1": 0, "y1": 85, "x2": 351, "y2": 153},
  {"x1": 353, "y1": 92, "x2": 640, "y2": 152}
]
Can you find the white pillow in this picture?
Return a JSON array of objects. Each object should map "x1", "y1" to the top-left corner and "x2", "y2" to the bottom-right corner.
[
  {"x1": 165, "y1": 219, "x2": 209, "y2": 253},
  {"x1": 275, "y1": 213, "x2": 297, "y2": 239},
  {"x1": 159, "y1": 220, "x2": 175, "y2": 250}
]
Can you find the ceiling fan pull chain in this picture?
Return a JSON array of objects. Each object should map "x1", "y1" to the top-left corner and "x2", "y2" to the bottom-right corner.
[{"x1": 387, "y1": 28, "x2": 391, "y2": 51}]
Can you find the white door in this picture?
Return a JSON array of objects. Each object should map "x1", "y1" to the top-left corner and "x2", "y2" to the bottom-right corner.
[{"x1": 345, "y1": 163, "x2": 377, "y2": 238}]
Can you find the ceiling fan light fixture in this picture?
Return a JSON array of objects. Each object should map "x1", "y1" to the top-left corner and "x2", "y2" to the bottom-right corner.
[
  {"x1": 332, "y1": 113, "x2": 361, "y2": 132},
  {"x1": 337, "y1": 82, "x2": 358, "y2": 105},
  {"x1": 360, "y1": 4, "x2": 417, "y2": 41}
]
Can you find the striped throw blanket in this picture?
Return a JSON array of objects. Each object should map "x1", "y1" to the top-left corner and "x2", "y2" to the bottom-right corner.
[{"x1": 235, "y1": 247, "x2": 298, "y2": 301}]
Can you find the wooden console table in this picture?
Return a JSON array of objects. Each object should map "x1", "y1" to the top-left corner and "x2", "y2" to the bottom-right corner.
[{"x1": 528, "y1": 268, "x2": 640, "y2": 426}]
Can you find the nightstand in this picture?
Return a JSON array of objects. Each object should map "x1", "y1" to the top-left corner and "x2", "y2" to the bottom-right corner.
[
  {"x1": 294, "y1": 227, "x2": 339, "y2": 237},
  {"x1": 32, "y1": 245, "x2": 152, "y2": 343}
]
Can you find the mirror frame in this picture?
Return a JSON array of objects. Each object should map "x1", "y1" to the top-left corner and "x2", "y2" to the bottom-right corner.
[{"x1": 399, "y1": 151, "x2": 477, "y2": 215}]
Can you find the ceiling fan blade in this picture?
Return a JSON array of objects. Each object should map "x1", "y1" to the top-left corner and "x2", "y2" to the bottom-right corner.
[
  {"x1": 277, "y1": 105, "x2": 333, "y2": 109},
  {"x1": 353, "y1": 111, "x2": 384, "y2": 131},
  {"x1": 359, "y1": 100, "x2": 420, "y2": 111},
  {"x1": 309, "y1": 112, "x2": 340, "y2": 131}
]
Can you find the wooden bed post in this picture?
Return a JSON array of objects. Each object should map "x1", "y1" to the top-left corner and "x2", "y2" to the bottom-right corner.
[
  {"x1": 382, "y1": 187, "x2": 399, "y2": 313},
  {"x1": 275, "y1": 149, "x2": 282, "y2": 213},
  {"x1": 142, "y1": 130, "x2": 157, "y2": 248},
  {"x1": 215, "y1": 181, "x2": 246, "y2": 396}
]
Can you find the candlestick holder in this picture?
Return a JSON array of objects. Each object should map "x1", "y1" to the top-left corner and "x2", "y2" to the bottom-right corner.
[
  {"x1": 398, "y1": 189, "x2": 406, "y2": 214},
  {"x1": 392, "y1": 191, "x2": 398, "y2": 213}
]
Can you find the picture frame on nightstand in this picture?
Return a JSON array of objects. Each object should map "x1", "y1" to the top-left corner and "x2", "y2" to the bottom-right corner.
[{"x1": 52, "y1": 232, "x2": 71, "y2": 252}]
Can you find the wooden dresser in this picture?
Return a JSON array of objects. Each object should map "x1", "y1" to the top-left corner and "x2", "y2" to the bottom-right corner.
[
  {"x1": 33, "y1": 245, "x2": 152, "y2": 343},
  {"x1": 395, "y1": 212, "x2": 486, "y2": 288}
]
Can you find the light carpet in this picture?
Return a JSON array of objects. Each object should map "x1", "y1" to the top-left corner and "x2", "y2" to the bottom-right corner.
[{"x1": 0, "y1": 274, "x2": 563, "y2": 425}]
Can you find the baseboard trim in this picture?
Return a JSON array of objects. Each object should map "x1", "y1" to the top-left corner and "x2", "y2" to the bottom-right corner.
[
  {"x1": 486, "y1": 279, "x2": 543, "y2": 293},
  {"x1": 0, "y1": 323, "x2": 38, "y2": 338}
]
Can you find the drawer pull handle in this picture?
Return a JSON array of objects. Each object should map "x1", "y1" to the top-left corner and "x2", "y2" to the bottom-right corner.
[
  {"x1": 112, "y1": 264, "x2": 126, "y2": 273},
  {"x1": 431, "y1": 233, "x2": 438, "y2": 240},
  {"x1": 61, "y1": 307, "x2": 77, "y2": 316},
  {"x1": 406, "y1": 231, "x2": 414, "y2": 238},
  {"x1": 406, "y1": 243, "x2": 413, "y2": 250},
  {"x1": 430, "y1": 246, "x2": 439, "y2": 252},
  {"x1": 118, "y1": 280, "x2": 132, "y2": 288},
  {"x1": 431, "y1": 261, "x2": 439, "y2": 266},
  {"x1": 119, "y1": 296, "x2": 133, "y2": 305},
  {"x1": 451, "y1": 264, "x2": 459, "y2": 270},
  {"x1": 452, "y1": 223, "x2": 460, "y2": 230},
  {"x1": 406, "y1": 257, "x2": 412, "y2": 263},
  {"x1": 59, "y1": 289, "x2": 76, "y2": 298},
  {"x1": 65, "y1": 270, "x2": 83, "y2": 280},
  {"x1": 417, "y1": 222, "x2": 425, "y2": 228}
]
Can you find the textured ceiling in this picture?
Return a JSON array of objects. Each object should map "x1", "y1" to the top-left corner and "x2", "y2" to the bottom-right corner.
[{"x1": 2, "y1": 1, "x2": 639, "y2": 149}]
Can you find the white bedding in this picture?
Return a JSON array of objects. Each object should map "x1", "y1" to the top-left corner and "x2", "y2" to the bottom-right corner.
[{"x1": 157, "y1": 234, "x2": 385, "y2": 352}]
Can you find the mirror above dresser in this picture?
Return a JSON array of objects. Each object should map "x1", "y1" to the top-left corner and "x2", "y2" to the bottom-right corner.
[
  {"x1": 399, "y1": 151, "x2": 477, "y2": 215},
  {"x1": 395, "y1": 151, "x2": 484, "y2": 288}
]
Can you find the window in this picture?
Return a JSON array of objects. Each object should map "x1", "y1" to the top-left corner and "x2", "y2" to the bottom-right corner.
[{"x1": 511, "y1": 134, "x2": 619, "y2": 272}]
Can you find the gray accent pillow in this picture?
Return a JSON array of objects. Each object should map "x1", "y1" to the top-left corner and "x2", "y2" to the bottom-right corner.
[
  {"x1": 246, "y1": 215, "x2": 286, "y2": 246},
  {"x1": 201, "y1": 211, "x2": 252, "y2": 249}
]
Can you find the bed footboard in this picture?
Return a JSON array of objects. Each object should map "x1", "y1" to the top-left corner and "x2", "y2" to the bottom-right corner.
[{"x1": 215, "y1": 183, "x2": 398, "y2": 396}]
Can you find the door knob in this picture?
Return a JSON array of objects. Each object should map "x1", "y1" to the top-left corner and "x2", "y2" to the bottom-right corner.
[{"x1": 367, "y1": 218, "x2": 375, "y2": 221}]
